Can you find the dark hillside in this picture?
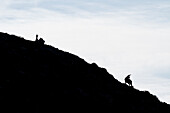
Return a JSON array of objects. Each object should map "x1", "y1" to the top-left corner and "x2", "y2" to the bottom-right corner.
[{"x1": 0, "y1": 32, "x2": 170, "y2": 113}]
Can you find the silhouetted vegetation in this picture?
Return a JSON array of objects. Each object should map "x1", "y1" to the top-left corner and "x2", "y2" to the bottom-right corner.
[{"x1": 0, "y1": 32, "x2": 170, "y2": 113}]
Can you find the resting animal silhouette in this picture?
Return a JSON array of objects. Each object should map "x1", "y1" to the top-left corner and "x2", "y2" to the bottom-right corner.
[
  {"x1": 35, "y1": 34, "x2": 45, "y2": 45},
  {"x1": 125, "y1": 74, "x2": 133, "y2": 86}
]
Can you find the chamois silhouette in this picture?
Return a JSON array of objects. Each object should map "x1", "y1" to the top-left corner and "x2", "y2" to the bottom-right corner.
[
  {"x1": 125, "y1": 74, "x2": 133, "y2": 87},
  {"x1": 36, "y1": 34, "x2": 38, "y2": 41},
  {"x1": 35, "y1": 34, "x2": 45, "y2": 45}
]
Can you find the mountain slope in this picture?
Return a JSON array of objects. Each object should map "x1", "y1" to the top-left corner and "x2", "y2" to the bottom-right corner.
[{"x1": 0, "y1": 32, "x2": 170, "y2": 113}]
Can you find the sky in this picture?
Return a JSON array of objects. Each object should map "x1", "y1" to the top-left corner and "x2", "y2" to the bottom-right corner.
[{"x1": 0, "y1": 0, "x2": 170, "y2": 103}]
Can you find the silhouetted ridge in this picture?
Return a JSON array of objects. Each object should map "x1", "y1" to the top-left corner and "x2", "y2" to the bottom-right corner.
[{"x1": 0, "y1": 32, "x2": 170, "y2": 113}]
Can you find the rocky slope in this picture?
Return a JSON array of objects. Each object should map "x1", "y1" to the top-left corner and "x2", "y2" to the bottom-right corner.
[{"x1": 0, "y1": 32, "x2": 170, "y2": 113}]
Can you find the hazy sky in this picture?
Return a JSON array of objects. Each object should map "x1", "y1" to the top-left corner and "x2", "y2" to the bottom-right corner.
[{"x1": 0, "y1": 0, "x2": 170, "y2": 103}]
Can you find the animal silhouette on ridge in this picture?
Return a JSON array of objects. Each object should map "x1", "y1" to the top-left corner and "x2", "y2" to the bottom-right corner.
[
  {"x1": 35, "y1": 34, "x2": 45, "y2": 45},
  {"x1": 125, "y1": 74, "x2": 133, "y2": 87}
]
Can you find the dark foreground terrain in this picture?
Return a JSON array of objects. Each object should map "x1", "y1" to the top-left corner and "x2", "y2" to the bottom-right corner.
[{"x1": 0, "y1": 32, "x2": 170, "y2": 113}]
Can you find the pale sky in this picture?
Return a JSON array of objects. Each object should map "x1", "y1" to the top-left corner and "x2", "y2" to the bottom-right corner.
[{"x1": 0, "y1": 0, "x2": 170, "y2": 104}]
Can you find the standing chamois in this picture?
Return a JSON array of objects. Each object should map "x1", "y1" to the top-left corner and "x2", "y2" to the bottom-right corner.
[{"x1": 125, "y1": 74, "x2": 133, "y2": 87}]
